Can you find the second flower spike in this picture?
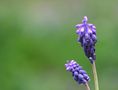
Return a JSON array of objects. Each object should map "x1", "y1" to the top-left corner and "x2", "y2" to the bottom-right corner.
[{"x1": 65, "y1": 60, "x2": 90, "y2": 85}]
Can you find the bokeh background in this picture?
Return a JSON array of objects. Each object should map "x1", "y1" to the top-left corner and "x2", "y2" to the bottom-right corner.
[{"x1": 0, "y1": 0, "x2": 118, "y2": 90}]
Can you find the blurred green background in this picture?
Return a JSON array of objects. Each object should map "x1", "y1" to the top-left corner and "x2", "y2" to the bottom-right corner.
[{"x1": 0, "y1": 0, "x2": 118, "y2": 90}]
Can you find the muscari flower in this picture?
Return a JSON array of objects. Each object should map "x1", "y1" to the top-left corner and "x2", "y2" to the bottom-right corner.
[
  {"x1": 75, "y1": 16, "x2": 97, "y2": 64},
  {"x1": 65, "y1": 60, "x2": 90, "y2": 85}
]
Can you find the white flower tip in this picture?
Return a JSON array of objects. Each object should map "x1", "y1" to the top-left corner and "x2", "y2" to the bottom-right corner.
[{"x1": 84, "y1": 16, "x2": 88, "y2": 21}]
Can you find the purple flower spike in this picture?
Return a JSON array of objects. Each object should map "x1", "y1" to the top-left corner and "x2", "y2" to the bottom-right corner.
[
  {"x1": 65, "y1": 60, "x2": 90, "y2": 85},
  {"x1": 76, "y1": 16, "x2": 97, "y2": 64}
]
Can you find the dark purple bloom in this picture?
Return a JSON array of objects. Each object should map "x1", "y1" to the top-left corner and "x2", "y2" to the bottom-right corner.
[
  {"x1": 76, "y1": 16, "x2": 97, "y2": 63},
  {"x1": 65, "y1": 60, "x2": 90, "y2": 84}
]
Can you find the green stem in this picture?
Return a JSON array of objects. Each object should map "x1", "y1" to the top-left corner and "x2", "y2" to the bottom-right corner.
[
  {"x1": 92, "y1": 61, "x2": 99, "y2": 90},
  {"x1": 85, "y1": 83, "x2": 90, "y2": 90}
]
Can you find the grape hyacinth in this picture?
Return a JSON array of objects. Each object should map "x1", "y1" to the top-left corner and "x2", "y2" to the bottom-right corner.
[
  {"x1": 76, "y1": 16, "x2": 97, "y2": 64},
  {"x1": 65, "y1": 60, "x2": 90, "y2": 85}
]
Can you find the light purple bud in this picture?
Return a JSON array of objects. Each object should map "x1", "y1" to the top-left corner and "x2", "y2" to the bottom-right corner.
[
  {"x1": 74, "y1": 71, "x2": 78, "y2": 76},
  {"x1": 75, "y1": 24, "x2": 83, "y2": 28},
  {"x1": 78, "y1": 74, "x2": 84, "y2": 79},
  {"x1": 79, "y1": 70, "x2": 86, "y2": 74}
]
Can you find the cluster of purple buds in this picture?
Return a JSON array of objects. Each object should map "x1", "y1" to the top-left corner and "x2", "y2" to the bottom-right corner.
[
  {"x1": 65, "y1": 60, "x2": 90, "y2": 84},
  {"x1": 76, "y1": 16, "x2": 97, "y2": 64}
]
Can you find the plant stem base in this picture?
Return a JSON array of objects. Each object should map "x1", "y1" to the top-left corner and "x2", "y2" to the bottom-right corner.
[
  {"x1": 85, "y1": 83, "x2": 90, "y2": 90},
  {"x1": 92, "y1": 62, "x2": 99, "y2": 90}
]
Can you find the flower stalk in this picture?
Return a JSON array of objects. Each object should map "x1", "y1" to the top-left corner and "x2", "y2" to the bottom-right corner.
[
  {"x1": 85, "y1": 83, "x2": 90, "y2": 90},
  {"x1": 92, "y1": 61, "x2": 99, "y2": 90}
]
